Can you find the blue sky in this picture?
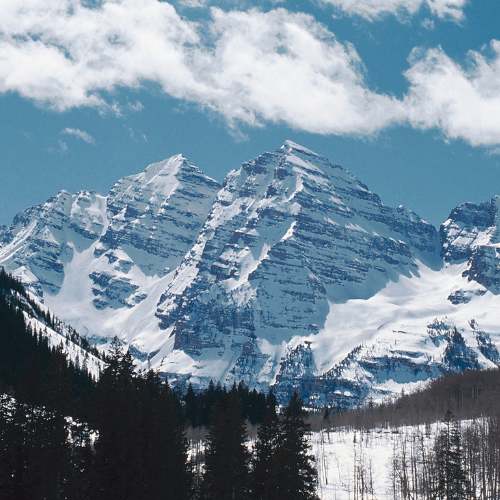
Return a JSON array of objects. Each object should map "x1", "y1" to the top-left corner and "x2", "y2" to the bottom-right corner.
[{"x1": 1, "y1": 0, "x2": 500, "y2": 227}]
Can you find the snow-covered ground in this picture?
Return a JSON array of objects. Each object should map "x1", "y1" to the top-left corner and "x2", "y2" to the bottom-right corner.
[{"x1": 312, "y1": 424, "x2": 433, "y2": 500}]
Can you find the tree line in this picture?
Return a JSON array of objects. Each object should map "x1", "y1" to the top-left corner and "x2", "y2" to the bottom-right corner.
[
  {"x1": 325, "y1": 366, "x2": 500, "y2": 431},
  {"x1": 317, "y1": 364, "x2": 500, "y2": 499},
  {"x1": 382, "y1": 410, "x2": 500, "y2": 500},
  {"x1": 0, "y1": 336, "x2": 318, "y2": 500},
  {"x1": 0, "y1": 268, "x2": 319, "y2": 500}
]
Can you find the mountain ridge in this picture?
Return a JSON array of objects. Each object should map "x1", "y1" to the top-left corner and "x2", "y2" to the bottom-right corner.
[{"x1": 1, "y1": 141, "x2": 500, "y2": 406}]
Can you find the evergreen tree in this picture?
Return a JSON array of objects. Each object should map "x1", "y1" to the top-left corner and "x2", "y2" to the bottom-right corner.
[
  {"x1": 184, "y1": 382, "x2": 199, "y2": 427},
  {"x1": 201, "y1": 384, "x2": 251, "y2": 500},
  {"x1": 251, "y1": 392, "x2": 280, "y2": 500},
  {"x1": 265, "y1": 392, "x2": 319, "y2": 500},
  {"x1": 157, "y1": 379, "x2": 192, "y2": 500},
  {"x1": 137, "y1": 371, "x2": 192, "y2": 500},
  {"x1": 91, "y1": 337, "x2": 141, "y2": 500},
  {"x1": 23, "y1": 406, "x2": 71, "y2": 500},
  {"x1": 432, "y1": 410, "x2": 471, "y2": 500},
  {"x1": 0, "y1": 397, "x2": 27, "y2": 500}
]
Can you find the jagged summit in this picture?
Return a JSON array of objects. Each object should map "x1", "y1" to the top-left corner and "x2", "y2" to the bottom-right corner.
[
  {"x1": 279, "y1": 140, "x2": 318, "y2": 156},
  {"x1": 154, "y1": 142, "x2": 439, "y2": 389},
  {"x1": 2, "y1": 143, "x2": 500, "y2": 407}
]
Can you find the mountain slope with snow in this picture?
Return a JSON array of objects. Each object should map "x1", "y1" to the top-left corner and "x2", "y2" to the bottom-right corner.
[
  {"x1": 1, "y1": 142, "x2": 500, "y2": 405},
  {"x1": 154, "y1": 141, "x2": 441, "y2": 388}
]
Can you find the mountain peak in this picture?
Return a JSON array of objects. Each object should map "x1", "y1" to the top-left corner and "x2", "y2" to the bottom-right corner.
[
  {"x1": 140, "y1": 154, "x2": 194, "y2": 185},
  {"x1": 279, "y1": 140, "x2": 317, "y2": 156},
  {"x1": 3, "y1": 142, "x2": 500, "y2": 409}
]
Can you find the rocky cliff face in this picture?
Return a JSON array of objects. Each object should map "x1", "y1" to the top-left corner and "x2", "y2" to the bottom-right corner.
[
  {"x1": 0, "y1": 156, "x2": 221, "y2": 351},
  {"x1": 441, "y1": 196, "x2": 500, "y2": 294},
  {"x1": 2, "y1": 142, "x2": 500, "y2": 407},
  {"x1": 0, "y1": 190, "x2": 107, "y2": 296},
  {"x1": 90, "y1": 156, "x2": 221, "y2": 310},
  {"x1": 154, "y1": 141, "x2": 440, "y2": 388}
]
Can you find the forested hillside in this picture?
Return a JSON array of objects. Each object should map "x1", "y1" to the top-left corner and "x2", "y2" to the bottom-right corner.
[
  {"x1": 0, "y1": 270, "x2": 318, "y2": 499},
  {"x1": 314, "y1": 366, "x2": 500, "y2": 499},
  {"x1": 326, "y1": 366, "x2": 500, "y2": 430},
  {"x1": 2, "y1": 268, "x2": 500, "y2": 499}
]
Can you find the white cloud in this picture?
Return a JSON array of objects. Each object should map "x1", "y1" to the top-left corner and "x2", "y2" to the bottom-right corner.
[
  {"x1": 47, "y1": 140, "x2": 68, "y2": 154},
  {"x1": 199, "y1": 8, "x2": 405, "y2": 134},
  {"x1": 178, "y1": 0, "x2": 207, "y2": 7},
  {"x1": 404, "y1": 41, "x2": 500, "y2": 146},
  {"x1": 421, "y1": 17, "x2": 435, "y2": 29},
  {"x1": 2, "y1": 0, "x2": 500, "y2": 147},
  {"x1": 0, "y1": 1, "x2": 404, "y2": 136},
  {"x1": 61, "y1": 128, "x2": 95, "y2": 143},
  {"x1": 317, "y1": 0, "x2": 467, "y2": 21},
  {"x1": 0, "y1": 0, "x2": 204, "y2": 110}
]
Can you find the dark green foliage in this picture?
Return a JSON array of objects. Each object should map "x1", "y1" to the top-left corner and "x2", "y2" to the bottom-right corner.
[
  {"x1": 264, "y1": 392, "x2": 319, "y2": 500},
  {"x1": 185, "y1": 382, "x2": 199, "y2": 427},
  {"x1": 0, "y1": 394, "x2": 90, "y2": 500},
  {"x1": 91, "y1": 337, "x2": 141, "y2": 500},
  {"x1": 182, "y1": 380, "x2": 267, "y2": 428},
  {"x1": 0, "y1": 398, "x2": 27, "y2": 500},
  {"x1": 432, "y1": 411, "x2": 471, "y2": 500},
  {"x1": 138, "y1": 371, "x2": 192, "y2": 500},
  {"x1": 0, "y1": 270, "x2": 320, "y2": 500},
  {"x1": 251, "y1": 393, "x2": 280, "y2": 500},
  {"x1": 201, "y1": 384, "x2": 251, "y2": 500},
  {"x1": 0, "y1": 268, "x2": 96, "y2": 417}
]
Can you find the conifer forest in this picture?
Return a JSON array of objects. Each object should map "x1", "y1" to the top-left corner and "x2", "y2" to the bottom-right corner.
[{"x1": 1, "y1": 269, "x2": 500, "y2": 499}]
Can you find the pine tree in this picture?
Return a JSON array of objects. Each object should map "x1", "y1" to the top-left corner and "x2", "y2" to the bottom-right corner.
[
  {"x1": 251, "y1": 392, "x2": 280, "y2": 500},
  {"x1": 91, "y1": 337, "x2": 140, "y2": 500},
  {"x1": 156, "y1": 379, "x2": 192, "y2": 500},
  {"x1": 265, "y1": 392, "x2": 319, "y2": 500},
  {"x1": 432, "y1": 410, "x2": 471, "y2": 500},
  {"x1": 185, "y1": 382, "x2": 199, "y2": 427},
  {"x1": 138, "y1": 371, "x2": 192, "y2": 500},
  {"x1": 201, "y1": 383, "x2": 251, "y2": 500}
]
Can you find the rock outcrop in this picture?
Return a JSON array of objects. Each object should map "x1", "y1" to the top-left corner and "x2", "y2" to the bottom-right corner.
[{"x1": 2, "y1": 142, "x2": 500, "y2": 407}]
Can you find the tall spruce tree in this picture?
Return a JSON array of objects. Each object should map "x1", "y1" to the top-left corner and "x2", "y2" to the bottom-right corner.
[
  {"x1": 251, "y1": 392, "x2": 279, "y2": 500},
  {"x1": 265, "y1": 392, "x2": 319, "y2": 500},
  {"x1": 201, "y1": 384, "x2": 251, "y2": 500},
  {"x1": 184, "y1": 382, "x2": 199, "y2": 427},
  {"x1": 433, "y1": 411, "x2": 471, "y2": 500},
  {"x1": 91, "y1": 337, "x2": 141, "y2": 500},
  {"x1": 139, "y1": 371, "x2": 192, "y2": 500}
]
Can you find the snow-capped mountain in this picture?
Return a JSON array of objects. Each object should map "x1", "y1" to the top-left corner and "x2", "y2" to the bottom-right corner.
[
  {"x1": 1, "y1": 270, "x2": 105, "y2": 379},
  {"x1": 1, "y1": 141, "x2": 500, "y2": 406},
  {"x1": 155, "y1": 141, "x2": 440, "y2": 388}
]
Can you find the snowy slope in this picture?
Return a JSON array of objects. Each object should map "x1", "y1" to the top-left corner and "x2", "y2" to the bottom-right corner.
[
  {"x1": 154, "y1": 141, "x2": 440, "y2": 389},
  {"x1": 1, "y1": 141, "x2": 500, "y2": 406},
  {"x1": 276, "y1": 261, "x2": 500, "y2": 407},
  {"x1": 3, "y1": 285, "x2": 105, "y2": 379},
  {"x1": 0, "y1": 190, "x2": 107, "y2": 296},
  {"x1": 0, "y1": 156, "x2": 221, "y2": 363}
]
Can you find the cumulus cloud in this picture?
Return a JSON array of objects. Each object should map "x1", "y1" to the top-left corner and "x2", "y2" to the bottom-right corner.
[
  {"x1": 200, "y1": 8, "x2": 404, "y2": 134},
  {"x1": 1, "y1": 0, "x2": 500, "y2": 147},
  {"x1": 404, "y1": 41, "x2": 500, "y2": 146},
  {"x1": 0, "y1": 0, "x2": 204, "y2": 109},
  {"x1": 0, "y1": 0, "x2": 404, "y2": 135},
  {"x1": 317, "y1": 0, "x2": 467, "y2": 21},
  {"x1": 61, "y1": 128, "x2": 95, "y2": 143}
]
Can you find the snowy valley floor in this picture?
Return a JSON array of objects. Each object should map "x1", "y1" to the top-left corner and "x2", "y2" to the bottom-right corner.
[{"x1": 312, "y1": 423, "x2": 443, "y2": 500}]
